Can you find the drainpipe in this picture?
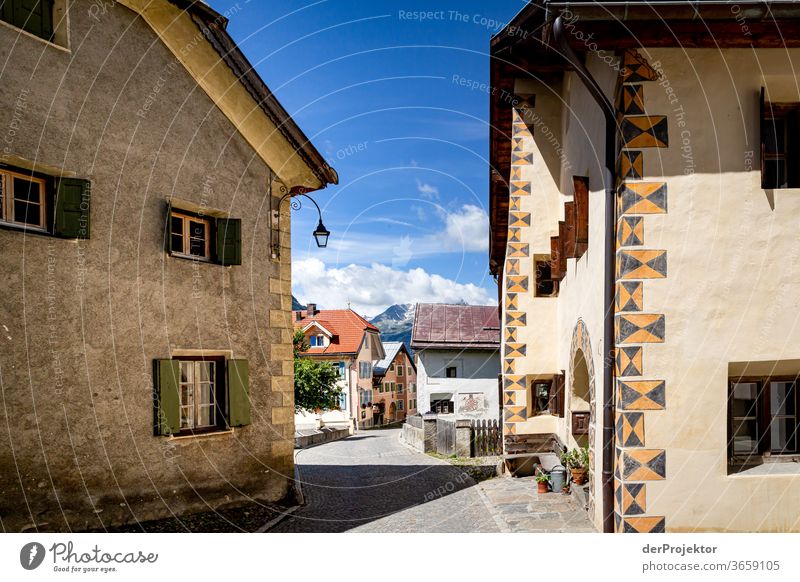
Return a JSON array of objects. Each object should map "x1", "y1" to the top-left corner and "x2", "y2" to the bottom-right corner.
[{"x1": 553, "y1": 15, "x2": 617, "y2": 534}]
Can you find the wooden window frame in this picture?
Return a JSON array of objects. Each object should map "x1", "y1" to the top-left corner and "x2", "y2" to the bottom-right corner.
[
  {"x1": 531, "y1": 379, "x2": 553, "y2": 417},
  {"x1": 573, "y1": 176, "x2": 589, "y2": 256},
  {"x1": 397, "y1": 365, "x2": 404, "y2": 377},
  {"x1": 170, "y1": 210, "x2": 212, "y2": 261},
  {"x1": 431, "y1": 399, "x2": 455, "y2": 414},
  {"x1": 728, "y1": 374, "x2": 800, "y2": 464},
  {"x1": 173, "y1": 355, "x2": 227, "y2": 436},
  {"x1": 0, "y1": 168, "x2": 47, "y2": 231},
  {"x1": 446, "y1": 366, "x2": 458, "y2": 378},
  {"x1": 760, "y1": 91, "x2": 800, "y2": 189}
]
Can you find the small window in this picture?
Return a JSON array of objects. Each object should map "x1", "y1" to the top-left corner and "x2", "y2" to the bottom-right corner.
[
  {"x1": 309, "y1": 335, "x2": 326, "y2": 348},
  {"x1": 0, "y1": 169, "x2": 46, "y2": 230},
  {"x1": 171, "y1": 211, "x2": 211, "y2": 260},
  {"x1": 761, "y1": 96, "x2": 800, "y2": 189},
  {"x1": 398, "y1": 400, "x2": 404, "y2": 411},
  {"x1": 178, "y1": 359, "x2": 222, "y2": 431},
  {"x1": 446, "y1": 366, "x2": 457, "y2": 378},
  {"x1": 532, "y1": 380, "x2": 552, "y2": 416},
  {"x1": 338, "y1": 361, "x2": 346, "y2": 378},
  {"x1": 535, "y1": 259, "x2": 559, "y2": 297},
  {"x1": 397, "y1": 383, "x2": 403, "y2": 393},
  {"x1": 1, "y1": 0, "x2": 54, "y2": 42},
  {"x1": 397, "y1": 365, "x2": 404, "y2": 377},
  {"x1": 729, "y1": 375, "x2": 800, "y2": 465},
  {"x1": 338, "y1": 391, "x2": 347, "y2": 410},
  {"x1": 431, "y1": 399, "x2": 454, "y2": 414}
]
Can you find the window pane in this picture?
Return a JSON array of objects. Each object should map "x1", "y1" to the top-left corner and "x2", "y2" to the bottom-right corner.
[
  {"x1": 180, "y1": 406, "x2": 192, "y2": 429},
  {"x1": 188, "y1": 220, "x2": 207, "y2": 257},
  {"x1": 770, "y1": 381, "x2": 795, "y2": 416},
  {"x1": 770, "y1": 418, "x2": 796, "y2": 453},
  {"x1": 733, "y1": 419, "x2": 759, "y2": 454},
  {"x1": 171, "y1": 216, "x2": 184, "y2": 252},
  {"x1": 198, "y1": 362, "x2": 213, "y2": 382},
  {"x1": 197, "y1": 405, "x2": 214, "y2": 427},
  {"x1": 180, "y1": 362, "x2": 192, "y2": 384},
  {"x1": 731, "y1": 382, "x2": 759, "y2": 418},
  {"x1": 13, "y1": 176, "x2": 41, "y2": 203},
  {"x1": 763, "y1": 119, "x2": 785, "y2": 154},
  {"x1": 13, "y1": 199, "x2": 41, "y2": 226}
]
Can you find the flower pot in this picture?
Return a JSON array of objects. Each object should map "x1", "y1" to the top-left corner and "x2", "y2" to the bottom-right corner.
[
  {"x1": 570, "y1": 468, "x2": 588, "y2": 485},
  {"x1": 537, "y1": 481, "x2": 549, "y2": 494}
]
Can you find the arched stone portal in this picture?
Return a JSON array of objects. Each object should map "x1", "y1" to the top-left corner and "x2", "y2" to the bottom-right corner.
[{"x1": 569, "y1": 320, "x2": 596, "y2": 517}]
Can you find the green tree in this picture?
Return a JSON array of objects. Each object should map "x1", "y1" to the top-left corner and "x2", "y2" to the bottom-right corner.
[{"x1": 293, "y1": 330, "x2": 342, "y2": 412}]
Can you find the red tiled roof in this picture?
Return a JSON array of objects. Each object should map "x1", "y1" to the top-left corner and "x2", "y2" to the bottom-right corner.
[
  {"x1": 294, "y1": 309, "x2": 378, "y2": 355},
  {"x1": 411, "y1": 303, "x2": 500, "y2": 350}
]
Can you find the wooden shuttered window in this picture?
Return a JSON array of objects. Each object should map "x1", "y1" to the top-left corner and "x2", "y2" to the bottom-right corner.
[
  {"x1": 550, "y1": 236, "x2": 562, "y2": 280},
  {"x1": 573, "y1": 176, "x2": 589, "y2": 256},
  {"x1": 54, "y1": 178, "x2": 91, "y2": 239},
  {"x1": 154, "y1": 358, "x2": 251, "y2": 435},
  {"x1": 215, "y1": 217, "x2": 242, "y2": 266},
  {"x1": 227, "y1": 359, "x2": 250, "y2": 427},
  {"x1": 557, "y1": 221, "x2": 567, "y2": 276},
  {"x1": 1, "y1": 0, "x2": 54, "y2": 41}
]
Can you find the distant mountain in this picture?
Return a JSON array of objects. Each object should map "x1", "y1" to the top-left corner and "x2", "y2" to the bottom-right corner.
[
  {"x1": 292, "y1": 295, "x2": 305, "y2": 311},
  {"x1": 370, "y1": 303, "x2": 415, "y2": 348}
]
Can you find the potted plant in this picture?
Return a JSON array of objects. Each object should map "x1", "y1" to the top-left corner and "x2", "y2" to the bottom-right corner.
[
  {"x1": 535, "y1": 472, "x2": 550, "y2": 494},
  {"x1": 561, "y1": 447, "x2": 589, "y2": 485}
]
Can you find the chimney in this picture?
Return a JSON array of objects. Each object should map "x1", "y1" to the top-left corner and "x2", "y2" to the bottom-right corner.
[
  {"x1": 307, "y1": 303, "x2": 318, "y2": 316},
  {"x1": 295, "y1": 311, "x2": 304, "y2": 321}
]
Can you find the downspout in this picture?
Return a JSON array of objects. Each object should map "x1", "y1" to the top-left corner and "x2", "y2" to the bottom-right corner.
[{"x1": 552, "y1": 15, "x2": 617, "y2": 534}]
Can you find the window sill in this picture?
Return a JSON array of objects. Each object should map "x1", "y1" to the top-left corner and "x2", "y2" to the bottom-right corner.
[
  {"x1": 169, "y1": 252, "x2": 213, "y2": 263},
  {"x1": 168, "y1": 428, "x2": 234, "y2": 442},
  {"x1": 729, "y1": 456, "x2": 800, "y2": 477},
  {"x1": 0, "y1": 220, "x2": 50, "y2": 236}
]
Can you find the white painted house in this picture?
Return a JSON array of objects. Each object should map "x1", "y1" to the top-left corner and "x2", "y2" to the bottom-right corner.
[{"x1": 411, "y1": 304, "x2": 501, "y2": 420}]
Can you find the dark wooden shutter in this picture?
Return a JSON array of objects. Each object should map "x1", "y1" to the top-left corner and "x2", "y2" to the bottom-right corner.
[
  {"x1": 3, "y1": 0, "x2": 54, "y2": 40},
  {"x1": 760, "y1": 87, "x2": 766, "y2": 188},
  {"x1": 558, "y1": 221, "x2": 567, "y2": 276},
  {"x1": 227, "y1": 359, "x2": 250, "y2": 427},
  {"x1": 564, "y1": 201, "x2": 577, "y2": 258},
  {"x1": 573, "y1": 176, "x2": 589, "y2": 256},
  {"x1": 154, "y1": 359, "x2": 181, "y2": 435},
  {"x1": 549, "y1": 373, "x2": 565, "y2": 417},
  {"x1": 215, "y1": 217, "x2": 241, "y2": 265},
  {"x1": 550, "y1": 236, "x2": 561, "y2": 280},
  {"x1": 54, "y1": 178, "x2": 90, "y2": 239}
]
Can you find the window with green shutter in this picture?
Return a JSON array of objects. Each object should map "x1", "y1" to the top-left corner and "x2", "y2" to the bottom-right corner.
[
  {"x1": 154, "y1": 356, "x2": 250, "y2": 436},
  {"x1": 1, "y1": 0, "x2": 54, "y2": 41},
  {"x1": 166, "y1": 206, "x2": 242, "y2": 266}
]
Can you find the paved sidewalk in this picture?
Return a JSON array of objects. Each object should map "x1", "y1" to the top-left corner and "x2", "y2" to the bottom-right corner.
[{"x1": 478, "y1": 476, "x2": 596, "y2": 533}]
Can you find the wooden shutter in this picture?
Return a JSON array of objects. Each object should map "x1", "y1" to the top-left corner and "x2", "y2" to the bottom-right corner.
[
  {"x1": 227, "y1": 359, "x2": 250, "y2": 427},
  {"x1": 215, "y1": 217, "x2": 242, "y2": 265},
  {"x1": 550, "y1": 236, "x2": 561, "y2": 280},
  {"x1": 3, "y1": 0, "x2": 54, "y2": 40},
  {"x1": 564, "y1": 201, "x2": 577, "y2": 258},
  {"x1": 558, "y1": 221, "x2": 567, "y2": 275},
  {"x1": 549, "y1": 373, "x2": 565, "y2": 417},
  {"x1": 154, "y1": 359, "x2": 181, "y2": 435},
  {"x1": 573, "y1": 176, "x2": 589, "y2": 256},
  {"x1": 760, "y1": 87, "x2": 766, "y2": 188},
  {"x1": 54, "y1": 178, "x2": 90, "y2": 239}
]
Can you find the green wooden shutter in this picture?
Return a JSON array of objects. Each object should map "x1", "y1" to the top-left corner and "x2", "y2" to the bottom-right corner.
[
  {"x1": 154, "y1": 359, "x2": 181, "y2": 435},
  {"x1": 54, "y1": 178, "x2": 90, "y2": 239},
  {"x1": 227, "y1": 359, "x2": 250, "y2": 427},
  {"x1": 215, "y1": 217, "x2": 241, "y2": 265}
]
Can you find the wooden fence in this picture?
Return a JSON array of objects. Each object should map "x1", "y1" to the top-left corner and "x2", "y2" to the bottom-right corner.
[{"x1": 471, "y1": 419, "x2": 502, "y2": 457}]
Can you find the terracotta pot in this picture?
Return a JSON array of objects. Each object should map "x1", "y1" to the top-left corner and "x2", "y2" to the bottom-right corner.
[
  {"x1": 537, "y1": 481, "x2": 549, "y2": 494},
  {"x1": 570, "y1": 468, "x2": 588, "y2": 485}
]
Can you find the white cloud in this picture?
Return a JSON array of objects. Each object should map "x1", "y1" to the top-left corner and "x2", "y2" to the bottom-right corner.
[
  {"x1": 434, "y1": 204, "x2": 488, "y2": 253},
  {"x1": 416, "y1": 179, "x2": 439, "y2": 199},
  {"x1": 293, "y1": 258, "x2": 494, "y2": 316}
]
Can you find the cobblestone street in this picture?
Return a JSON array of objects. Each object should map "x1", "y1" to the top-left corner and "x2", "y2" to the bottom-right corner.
[{"x1": 270, "y1": 428, "x2": 594, "y2": 533}]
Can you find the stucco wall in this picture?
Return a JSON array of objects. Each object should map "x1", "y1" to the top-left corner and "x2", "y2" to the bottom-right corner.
[
  {"x1": 635, "y1": 47, "x2": 800, "y2": 532},
  {"x1": 0, "y1": 2, "x2": 294, "y2": 531}
]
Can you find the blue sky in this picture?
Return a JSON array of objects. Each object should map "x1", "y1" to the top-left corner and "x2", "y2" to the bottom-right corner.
[{"x1": 210, "y1": 0, "x2": 523, "y2": 315}]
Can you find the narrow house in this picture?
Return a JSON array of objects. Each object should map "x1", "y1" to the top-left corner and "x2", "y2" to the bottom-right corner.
[
  {"x1": 294, "y1": 305, "x2": 385, "y2": 429},
  {"x1": 0, "y1": 0, "x2": 336, "y2": 531},
  {"x1": 372, "y1": 342, "x2": 417, "y2": 424},
  {"x1": 411, "y1": 304, "x2": 500, "y2": 420},
  {"x1": 490, "y1": 0, "x2": 800, "y2": 532}
]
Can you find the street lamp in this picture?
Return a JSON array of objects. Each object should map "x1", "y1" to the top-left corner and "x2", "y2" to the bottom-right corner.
[{"x1": 271, "y1": 190, "x2": 331, "y2": 259}]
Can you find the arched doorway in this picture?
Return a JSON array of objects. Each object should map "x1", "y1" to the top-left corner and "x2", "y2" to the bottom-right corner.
[
  {"x1": 569, "y1": 320, "x2": 597, "y2": 517},
  {"x1": 571, "y1": 348, "x2": 591, "y2": 448},
  {"x1": 388, "y1": 402, "x2": 397, "y2": 422}
]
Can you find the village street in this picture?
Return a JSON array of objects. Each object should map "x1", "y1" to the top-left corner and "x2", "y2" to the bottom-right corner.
[{"x1": 270, "y1": 429, "x2": 595, "y2": 533}]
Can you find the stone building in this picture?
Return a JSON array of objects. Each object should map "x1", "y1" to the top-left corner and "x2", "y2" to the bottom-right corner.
[
  {"x1": 0, "y1": 0, "x2": 335, "y2": 531},
  {"x1": 490, "y1": 1, "x2": 800, "y2": 532}
]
